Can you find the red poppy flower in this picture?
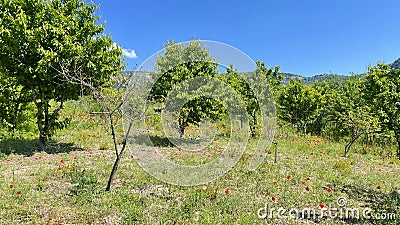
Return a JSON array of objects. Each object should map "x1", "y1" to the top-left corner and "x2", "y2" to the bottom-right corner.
[
  {"x1": 377, "y1": 186, "x2": 382, "y2": 189},
  {"x1": 16, "y1": 191, "x2": 21, "y2": 195},
  {"x1": 305, "y1": 187, "x2": 310, "y2": 191},
  {"x1": 57, "y1": 167, "x2": 62, "y2": 171},
  {"x1": 273, "y1": 181, "x2": 277, "y2": 185},
  {"x1": 301, "y1": 181, "x2": 305, "y2": 185},
  {"x1": 60, "y1": 159, "x2": 64, "y2": 164},
  {"x1": 327, "y1": 188, "x2": 331, "y2": 193},
  {"x1": 9, "y1": 184, "x2": 14, "y2": 189},
  {"x1": 170, "y1": 157, "x2": 174, "y2": 161},
  {"x1": 272, "y1": 196, "x2": 276, "y2": 201},
  {"x1": 224, "y1": 189, "x2": 229, "y2": 194},
  {"x1": 286, "y1": 175, "x2": 291, "y2": 179},
  {"x1": 306, "y1": 177, "x2": 310, "y2": 181},
  {"x1": 319, "y1": 204, "x2": 324, "y2": 208}
]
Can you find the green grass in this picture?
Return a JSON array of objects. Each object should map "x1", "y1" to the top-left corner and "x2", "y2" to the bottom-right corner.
[{"x1": 1, "y1": 112, "x2": 399, "y2": 224}]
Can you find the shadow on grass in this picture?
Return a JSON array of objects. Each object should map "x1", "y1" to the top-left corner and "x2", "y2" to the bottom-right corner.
[
  {"x1": 339, "y1": 184, "x2": 399, "y2": 224},
  {"x1": 0, "y1": 137, "x2": 84, "y2": 157},
  {"x1": 133, "y1": 134, "x2": 224, "y2": 148},
  {"x1": 296, "y1": 184, "x2": 399, "y2": 224}
]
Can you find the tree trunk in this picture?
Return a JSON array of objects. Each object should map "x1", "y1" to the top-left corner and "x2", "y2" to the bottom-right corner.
[
  {"x1": 106, "y1": 122, "x2": 132, "y2": 191},
  {"x1": 36, "y1": 105, "x2": 46, "y2": 151},
  {"x1": 32, "y1": 88, "x2": 46, "y2": 150},
  {"x1": 179, "y1": 125, "x2": 186, "y2": 138},
  {"x1": 106, "y1": 153, "x2": 121, "y2": 192},
  {"x1": 32, "y1": 88, "x2": 65, "y2": 151},
  {"x1": 343, "y1": 131, "x2": 363, "y2": 157},
  {"x1": 251, "y1": 110, "x2": 257, "y2": 138},
  {"x1": 396, "y1": 134, "x2": 400, "y2": 159},
  {"x1": 397, "y1": 140, "x2": 400, "y2": 159},
  {"x1": 38, "y1": 135, "x2": 46, "y2": 151}
]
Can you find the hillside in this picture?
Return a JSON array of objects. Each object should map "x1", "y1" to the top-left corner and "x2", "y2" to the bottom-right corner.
[
  {"x1": 122, "y1": 58, "x2": 399, "y2": 85},
  {"x1": 390, "y1": 58, "x2": 400, "y2": 69},
  {"x1": 280, "y1": 73, "x2": 348, "y2": 84}
]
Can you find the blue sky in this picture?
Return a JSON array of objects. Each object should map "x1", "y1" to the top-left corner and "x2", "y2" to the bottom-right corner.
[{"x1": 95, "y1": 0, "x2": 400, "y2": 76}]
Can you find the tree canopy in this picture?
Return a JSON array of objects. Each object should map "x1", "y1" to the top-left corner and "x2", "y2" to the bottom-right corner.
[
  {"x1": 365, "y1": 64, "x2": 400, "y2": 157},
  {"x1": 149, "y1": 40, "x2": 225, "y2": 137},
  {"x1": 0, "y1": 0, "x2": 124, "y2": 149}
]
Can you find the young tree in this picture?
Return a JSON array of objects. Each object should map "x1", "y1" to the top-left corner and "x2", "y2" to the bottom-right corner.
[
  {"x1": 364, "y1": 64, "x2": 400, "y2": 158},
  {"x1": 218, "y1": 62, "x2": 280, "y2": 138},
  {"x1": 59, "y1": 64, "x2": 135, "y2": 191},
  {"x1": 0, "y1": 0, "x2": 124, "y2": 149},
  {"x1": 277, "y1": 79, "x2": 325, "y2": 135},
  {"x1": 323, "y1": 76, "x2": 380, "y2": 156},
  {"x1": 149, "y1": 39, "x2": 224, "y2": 138}
]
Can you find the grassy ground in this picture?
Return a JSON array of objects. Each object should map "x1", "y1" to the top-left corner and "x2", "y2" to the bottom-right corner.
[{"x1": 0, "y1": 112, "x2": 399, "y2": 224}]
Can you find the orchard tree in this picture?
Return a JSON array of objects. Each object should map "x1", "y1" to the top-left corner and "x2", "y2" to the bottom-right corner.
[
  {"x1": 323, "y1": 76, "x2": 380, "y2": 156},
  {"x1": 0, "y1": 0, "x2": 124, "y2": 149},
  {"x1": 219, "y1": 62, "x2": 280, "y2": 138},
  {"x1": 149, "y1": 39, "x2": 225, "y2": 137},
  {"x1": 277, "y1": 79, "x2": 325, "y2": 135},
  {"x1": 365, "y1": 64, "x2": 400, "y2": 158}
]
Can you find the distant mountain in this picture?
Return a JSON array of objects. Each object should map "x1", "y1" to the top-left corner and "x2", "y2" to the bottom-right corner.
[
  {"x1": 279, "y1": 73, "x2": 302, "y2": 84},
  {"x1": 122, "y1": 58, "x2": 400, "y2": 86},
  {"x1": 280, "y1": 57, "x2": 400, "y2": 84},
  {"x1": 390, "y1": 58, "x2": 400, "y2": 69},
  {"x1": 280, "y1": 73, "x2": 348, "y2": 85}
]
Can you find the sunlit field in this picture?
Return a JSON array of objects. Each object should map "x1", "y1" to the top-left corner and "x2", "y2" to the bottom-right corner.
[{"x1": 1, "y1": 106, "x2": 399, "y2": 224}]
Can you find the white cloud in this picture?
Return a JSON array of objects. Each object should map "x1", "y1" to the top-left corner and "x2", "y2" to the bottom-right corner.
[{"x1": 122, "y1": 48, "x2": 138, "y2": 59}]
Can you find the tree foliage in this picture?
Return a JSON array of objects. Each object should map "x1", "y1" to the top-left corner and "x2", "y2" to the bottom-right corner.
[
  {"x1": 219, "y1": 62, "x2": 280, "y2": 137},
  {"x1": 0, "y1": 71, "x2": 31, "y2": 131},
  {"x1": 277, "y1": 79, "x2": 325, "y2": 135},
  {"x1": 365, "y1": 64, "x2": 400, "y2": 157},
  {"x1": 150, "y1": 39, "x2": 225, "y2": 137},
  {"x1": 0, "y1": 0, "x2": 124, "y2": 149},
  {"x1": 322, "y1": 76, "x2": 380, "y2": 155}
]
